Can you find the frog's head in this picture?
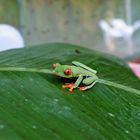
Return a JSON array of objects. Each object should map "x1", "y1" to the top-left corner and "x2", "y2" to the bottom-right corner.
[{"x1": 52, "y1": 63, "x2": 73, "y2": 78}]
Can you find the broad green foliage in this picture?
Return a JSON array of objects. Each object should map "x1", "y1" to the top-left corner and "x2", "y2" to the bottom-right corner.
[{"x1": 0, "y1": 43, "x2": 140, "y2": 140}]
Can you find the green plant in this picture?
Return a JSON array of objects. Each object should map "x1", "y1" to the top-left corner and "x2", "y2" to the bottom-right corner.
[{"x1": 0, "y1": 43, "x2": 140, "y2": 140}]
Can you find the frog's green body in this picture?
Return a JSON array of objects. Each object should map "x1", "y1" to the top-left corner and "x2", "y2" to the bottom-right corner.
[{"x1": 52, "y1": 61, "x2": 98, "y2": 91}]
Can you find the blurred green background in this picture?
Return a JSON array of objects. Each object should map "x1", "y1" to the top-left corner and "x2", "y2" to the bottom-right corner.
[
  {"x1": 0, "y1": 0, "x2": 140, "y2": 58},
  {"x1": 0, "y1": 0, "x2": 18, "y2": 26}
]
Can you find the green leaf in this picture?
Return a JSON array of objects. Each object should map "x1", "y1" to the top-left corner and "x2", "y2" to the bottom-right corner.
[{"x1": 0, "y1": 43, "x2": 140, "y2": 140}]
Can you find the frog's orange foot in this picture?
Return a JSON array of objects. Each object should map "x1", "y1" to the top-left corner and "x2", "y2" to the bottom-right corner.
[
  {"x1": 78, "y1": 86, "x2": 86, "y2": 91},
  {"x1": 62, "y1": 83, "x2": 74, "y2": 92}
]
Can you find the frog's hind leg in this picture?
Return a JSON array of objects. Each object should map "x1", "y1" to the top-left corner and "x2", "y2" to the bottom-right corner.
[
  {"x1": 78, "y1": 76, "x2": 98, "y2": 91},
  {"x1": 79, "y1": 81, "x2": 97, "y2": 90}
]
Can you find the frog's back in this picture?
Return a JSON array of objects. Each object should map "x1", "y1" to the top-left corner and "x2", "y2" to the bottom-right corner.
[{"x1": 71, "y1": 66, "x2": 94, "y2": 76}]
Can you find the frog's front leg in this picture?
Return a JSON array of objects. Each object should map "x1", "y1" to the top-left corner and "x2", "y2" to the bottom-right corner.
[
  {"x1": 62, "y1": 75, "x2": 83, "y2": 91},
  {"x1": 78, "y1": 75, "x2": 98, "y2": 91}
]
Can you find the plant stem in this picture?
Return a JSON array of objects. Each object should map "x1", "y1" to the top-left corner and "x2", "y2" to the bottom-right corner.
[
  {"x1": 0, "y1": 67, "x2": 53, "y2": 74},
  {"x1": 98, "y1": 79, "x2": 140, "y2": 96}
]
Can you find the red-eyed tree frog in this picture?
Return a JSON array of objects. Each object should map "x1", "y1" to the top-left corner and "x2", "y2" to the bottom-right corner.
[{"x1": 52, "y1": 61, "x2": 98, "y2": 91}]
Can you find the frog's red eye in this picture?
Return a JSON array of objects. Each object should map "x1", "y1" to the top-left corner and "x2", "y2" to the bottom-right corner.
[
  {"x1": 52, "y1": 63, "x2": 56, "y2": 69},
  {"x1": 64, "y1": 68, "x2": 71, "y2": 75}
]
